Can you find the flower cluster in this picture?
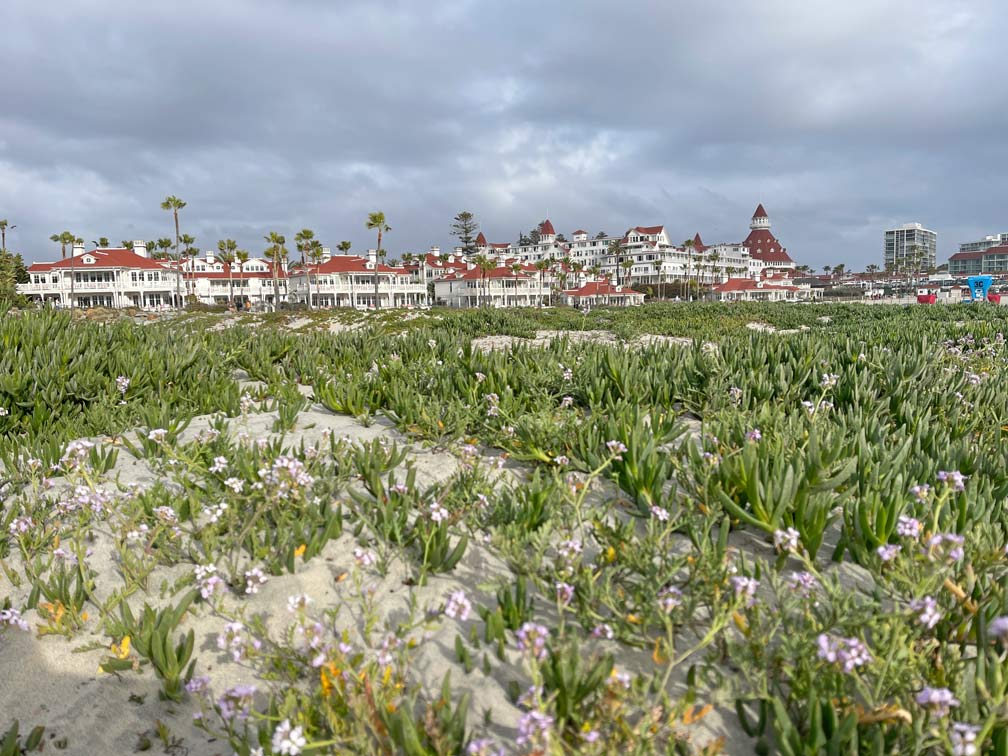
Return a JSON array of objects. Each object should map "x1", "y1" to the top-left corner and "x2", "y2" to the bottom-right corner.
[
  {"x1": 195, "y1": 564, "x2": 225, "y2": 600},
  {"x1": 260, "y1": 456, "x2": 315, "y2": 495},
  {"x1": 0, "y1": 608, "x2": 30, "y2": 632},
  {"x1": 444, "y1": 590, "x2": 472, "y2": 621},
  {"x1": 244, "y1": 567, "x2": 268, "y2": 595},
  {"x1": 816, "y1": 634, "x2": 871, "y2": 672},
  {"x1": 916, "y1": 686, "x2": 959, "y2": 717},
  {"x1": 217, "y1": 621, "x2": 262, "y2": 662},
  {"x1": 516, "y1": 622, "x2": 550, "y2": 660}
]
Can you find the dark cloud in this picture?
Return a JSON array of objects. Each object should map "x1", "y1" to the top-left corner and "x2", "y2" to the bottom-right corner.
[{"x1": 2, "y1": 0, "x2": 1006, "y2": 267}]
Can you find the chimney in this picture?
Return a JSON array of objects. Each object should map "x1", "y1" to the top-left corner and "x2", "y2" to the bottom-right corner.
[
  {"x1": 367, "y1": 248, "x2": 377, "y2": 269},
  {"x1": 205, "y1": 250, "x2": 215, "y2": 264},
  {"x1": 497, "y1": 257, "x2": 506, "y2": 268},
  {"x1": 72, "y1": 242, "x2": 85, "y2": 258},
  {"x1": 321, "y1": 247, "x2": 331, "y2": 263},
  {"x1": 133, "y1": 240, "x2": 148, "y2": 258}
]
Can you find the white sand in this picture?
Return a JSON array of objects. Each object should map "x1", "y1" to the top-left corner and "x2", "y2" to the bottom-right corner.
[{"x1": 1, "y1": 402, "x2": 746, "y2": 754}]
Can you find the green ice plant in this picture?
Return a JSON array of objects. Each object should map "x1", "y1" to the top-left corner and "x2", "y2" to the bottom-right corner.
[{"x1": 113, "y1": 590, "x2": 198, "y2": 702}]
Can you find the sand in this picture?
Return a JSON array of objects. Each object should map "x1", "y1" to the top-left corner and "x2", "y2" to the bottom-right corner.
[{"x1": 1, "y1": 400, "x2": 751, "y2": 754}]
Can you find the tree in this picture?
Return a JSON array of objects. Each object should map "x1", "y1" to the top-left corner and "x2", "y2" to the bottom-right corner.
[
  {"x1": 217, "y1": 239, "x2": 238, "y2": 308},
  {"x1": 307, "y1": 239, "x2": 325, "y2": 307},
  {"x1": 50, "y1": 232, "x2": 69, "y2": 260},
  {"x1": 180, "y1": 233, "x2": 197, "y2": 302},
  {"x1": 264, "y1": 231, "x2": 287, "y2": 312},
  {"x1": 682, "y1": 239, "x2": 695, "y2": 301},
  {"x1": 156, "y1": 238, "x2": 173, "y2": 261},
  {"x1": 595, "y1": 231, "x2": 607, "y2": 240},
  {"x1": 0, "y1": 219, "x2": 14, "y2": 252},
  {"x1": 0, "y1": 248, "x2": 27, "y2": 301},
  {"x1": 607, "y1": 239, "x2": 624, "y2": 284},
  {"x1": 475, "y1": 254, "x2": 495, "y2": 307},
  {"x1": 451, "y1": 211, "x2": 479, "y2": 255},
  {"x1": 49, "y1": 232, "x2": 77, "y2": 306},
  {"x1": 294, "y1": 228, "x2": 316, "y2": 309},
  {"x1": 528, "y1": 227, "x2": 541, "y2": 245},
  {"x1": 235, "y1": 250, "x2": 250, "y2": 310},
  {"x1": 866, "y1": 264, "x2": 879, "y2": 286},
  {"x1": 161, "y1": 195, "x2": 186, "y2": 309},
  {"x1": 621, "y1": 258, "x2": 634, "y2": 287},
  {"x1": 337, "y1": 240, "x2": 352, "y2": 255},
  {"x1": 653, "y1": 260, "x2": 663, "y2": 298},
  {"x1": 534, "y1": 259, "x2": 550, "y2": 308},
  {"x1": 366, "y1": 212, "x2": 390, "y2": 310},
  {"x1": 91, "y1": 237, "x2": 110, "y2": 248}
]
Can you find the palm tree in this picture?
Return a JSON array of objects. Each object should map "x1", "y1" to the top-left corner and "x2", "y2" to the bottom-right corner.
[
  {"x1": 217, "y1": 239, "x2": 238, "y2": 308},
  {"x1": 534, "y1": 259, "x2": 549, "y2": 308},
  {"x1": 0, "y1": 220, "x2": 13, "y2": 252},
  {"x1": 50, "y1": 232, "x2": 69, "y2": 260},
  {"x1": 161, "y1": 196, "x2": 186, "y2": 309},
  {"x1": 366, "y1": 212, "x2": 390, "y2": 310},
  {"x1": 91, "y1": 237, "x2": 110, "y2": 248},
  {"x1": 50, "y1": 231, "x2": 75, "y2": 306},
  {"x1": 620, "y1": 259, "x2": 634, "y2": 288},
  {"x1": 264, "y1": 232, "x2": 287, "y2": 311},
  {"x1": 156, "y1": 238, "x2": 173, "y2": 261},
  {"x1": 607, "y1": 239, "x2": 623, "y2": 284},
  {"x1": 294, "y1": 228, "x2": 316, "y2": 309},
  {"x1": 337, "y1": 240, "x2": 352, "y2": 255},
  {"x1": 179, "y1": 233, "x2": 197, "y2": 302},
  {"x1": 476, "y1": 254, "x2": 495, "y2": 307},
  {"x1": 866, "y1": 264, "x2": 879, "y2": 288},
  {"x1": 235, "y1": 250, "x2": 250, "y2": 310},
  {"x1": 307, "y1": 239, "x2": 325, "y2": 307},
  {"x1": 683, "y1": 238, "x2": 695, "y2": 301},
  {"x1": 652, "y1": 260, "x2": 663, "y2": 298}
]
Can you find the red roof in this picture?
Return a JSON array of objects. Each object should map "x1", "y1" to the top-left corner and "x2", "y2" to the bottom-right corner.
[
  {"x1": 950, "y1": 245, "x2": 1008, "y2": 261},
  {"x1": 489, "y1": 243, "x2": 511, "y2": 250},
  {"x1": 743, "y1": 229, "x2": 794, "y2": 264},
  {"x1": 424, "y1": 253, "x2": 468, "y2": 270},
  {"x1": 540, "y1": 219, "x2": 556, "y2": 236},
  {"x1": 564, "y1": 281, "x2": 644, "y2": 298},
  {"x1": 691, "y1": 233, "x2": 708, "y2": 253},
  {"x1": 475, "y1": 232, "x2": 488, "y2": 246},
  {"x1": 633, "y1": 225, "x2": 665, "y2": 236},
  {"x1": 35, "y1": 248, "x2": 167, "y2": 271},
  {"x1": 572, "y1": 229, "x2": 587, "y2": 235},
  {"x1": 713, "y1": 278, "x2": 797, "y2": 293},
  {"x1": 295, "y1": 255, "x2": 408, "y2": 276},
  {"x1": 753, "y1": 203, "x2": 769, "y2": 219}
]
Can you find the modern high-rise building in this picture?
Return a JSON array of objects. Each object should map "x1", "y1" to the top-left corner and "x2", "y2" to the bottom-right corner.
[
  {"x1": 959, "y1": 233, "x2": 1008, "y2": 254},
  {"x1": 884, "y1": 223, "x2": 937, "y2": 272}
]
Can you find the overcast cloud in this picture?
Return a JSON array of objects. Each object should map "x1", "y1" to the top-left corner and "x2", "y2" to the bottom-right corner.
[{"x1": 2, "y1": 0, "x2": 1006, "y2": 268}]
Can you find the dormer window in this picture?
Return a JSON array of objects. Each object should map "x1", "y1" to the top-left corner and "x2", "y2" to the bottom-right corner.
[{"x1": 82, "y1": 256, "x2": 95, "y2": 265}]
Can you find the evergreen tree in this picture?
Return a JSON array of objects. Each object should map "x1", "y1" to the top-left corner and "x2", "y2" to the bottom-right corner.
[{"x1": 451, "y1": 211, "x2": 479, "y2": 255}]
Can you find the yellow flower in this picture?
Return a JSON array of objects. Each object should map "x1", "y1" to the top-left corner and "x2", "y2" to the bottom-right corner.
[
  {"x1": 111, "y1": 636, "x2": 131, "y2": 660},
  {"x1": 294, "y1": 543, "x2": 307, "y2": 557},
  {"x1": 320, "y1": 663, "x2": 339, "y2": 697},
  {"x1": 732, "y1": 611, "x2": 748, "y2": 634},
  {"x1": 604, "y1": 546, "x2": 617, "y2": 563}
]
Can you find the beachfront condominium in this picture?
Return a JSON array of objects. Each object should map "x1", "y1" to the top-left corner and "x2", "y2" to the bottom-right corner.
[
  {"x1": 884, "y1": 223, "x2": 937, "y2": 273},
  {"x1": 959, "y1": 233, "x2": 1008, "y2": 254}
]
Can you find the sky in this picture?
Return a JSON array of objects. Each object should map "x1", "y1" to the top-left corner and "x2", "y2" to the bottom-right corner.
[{"x1": 1, "y1": 0, "x2": 1006, "y2": 270}]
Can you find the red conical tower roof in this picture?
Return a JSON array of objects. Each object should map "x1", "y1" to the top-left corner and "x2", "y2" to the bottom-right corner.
[
  {"x1": 475, "y1": 232, "x2": 487, "y2": 246},
  {"x1": 540, "y1": 219, "x2": 556, "y2": 236},
  {"x1": 753, "y1": 203, "x2": 768, "y2": 219}
]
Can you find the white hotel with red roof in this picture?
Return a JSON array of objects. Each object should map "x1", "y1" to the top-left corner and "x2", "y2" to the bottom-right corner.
[
  {"x1": 466, "y1": 204, "x2": 801, "y2": 301},
  {"x1": 18, "y1": 204, "x2": 804, "y2": 309}
]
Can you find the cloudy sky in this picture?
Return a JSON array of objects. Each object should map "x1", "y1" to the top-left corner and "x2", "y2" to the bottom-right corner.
[{"x1": 2, "y1": 0, "x2": 1005, "y2": 268}]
